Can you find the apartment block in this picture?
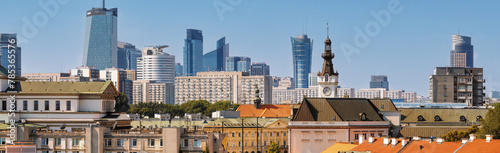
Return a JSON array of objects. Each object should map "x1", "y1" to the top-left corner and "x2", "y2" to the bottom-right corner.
[
  {"x1": 430, "y1": 67, "x2": 484, "y2": 106},
  {"x1": 132, "y1": 80, "x2": 175, "y2": 104}
]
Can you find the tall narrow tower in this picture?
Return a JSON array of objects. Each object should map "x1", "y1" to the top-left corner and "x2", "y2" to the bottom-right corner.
[{"x1": 317, "y1": 23, "x2": 339, "y2": 98}]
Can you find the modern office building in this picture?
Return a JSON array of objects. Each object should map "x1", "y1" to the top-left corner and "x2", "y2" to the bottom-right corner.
[
  {"x1": 0, "y1": 33, "x2": 21, "y2": 75},
  {"x1": 175, "y1": 63, "x2": 183, "y2": 76},
  {"x1": 272, "y1": 86, "x2": 318, "y2": 104},
  {"x1": 225, "y1": 56, "x2": 251, "y2": 72},
  {"x1": 183, "y1": 29, "x2": 203, "y2": 76},
  {"x1": 450, "y1": 35, "x2": 474, "y2": 68},
  {"x1": 136, "y1": 46, "x2": 175, "y2": 83},
  {"x1": 132, "y1": 80, "x2": 174, "y2": 104},
  {"x1": 308, "y1": 73, "x2": 318, "y2": 87},
  {"x1": 117, "y1": 41, "x2": 141, "y2": 70},
  {"x1": 250, "y1": 62, "x2": 270, "y2": 76},
  {"x1": 203, "y1": 37, "x2": 229, "y2": 72},
  {"x1": 430, "y1": 67, "x2": 484, "y2": 106},
  {"x1": 491, "y1": 91, "x2": 500, "y2": 98},
  {"x1": 82, "y1": 5, "x2": 118, "y2": 70},
  {"x1": 370, "y1": 75, "x2": 389, "y2": 90},
  {"x1": 69, "y1": 66, "x2": 100, "y2": 79},
  {"x1": 174, "y1": 71, "x2": 272, "y2": 104},
  {"x1": 291, "y1": 34, "x2": 313, "y2": 88}
]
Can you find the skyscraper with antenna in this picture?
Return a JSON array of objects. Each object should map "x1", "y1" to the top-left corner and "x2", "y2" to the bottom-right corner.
[
  {"x1": 291, "y1": 33, "x2": 313, "y2": 88},
  {"x1": 82, "y1": 0, "x2": 118, "y2": 70}
]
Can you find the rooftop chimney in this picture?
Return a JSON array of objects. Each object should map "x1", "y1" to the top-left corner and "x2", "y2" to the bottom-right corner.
[
  {"x1": 486, "y1": 135, "x2": 493, "y2": 142},
  {"x1": 401, "y1": 139, "x2": 407, "y2": 147},
  {"x1": 391, "y1": 138, "x2": 397, "y2": 146},
  {"x1": 359, "y1": 135, "x2": 364, "y2": 144},
  {"x1": 412, "y1": 136, "x2": 421, "y2": 141},
  {"x1": 469, "y1": 134, "x2": 476, "y2": 142},
  {"x1": 368, "y1": 137, "x2": 374, "y2": 144},
  {"x1": 383, "y1": 137, "x2": 390, "y2": 146},
  {"x1": 436, "y1": 137, "x2": 444, "y2": 144},
  {"x1": 461, "y1": 138, "x2": 469, "y2": 144}
]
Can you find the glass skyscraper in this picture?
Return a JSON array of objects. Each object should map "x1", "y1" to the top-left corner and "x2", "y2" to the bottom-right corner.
[
  {"x1": 450, "y1": 35, "x2": 474, "y2": 68},
  {"x1": 175, "y1": 63, "x2": 183, "y2": 76},
  {"x1": 117, "y1": 41, "x2": 141, "y2": 70},
  {"x1": 370, "y1": 75, "x2": 389, "y2": 90},
  {"x1": 0, "y1": 34, "x2": 21, "y2": 75},
  {"x1": 203, "y1": 37, "x2": 229, "y2": 71},
  {"x1": 291, "y1": 34, "x2": 312, "y2": 88},
  {"x1": 82, "y1": 7, "x2": 118, "y2": 70},
  {"x1": 226, "y1": 56, "x2": 251, "y2": 72},
  {"x1": 183, "y1": 29, "x2": 203, "y2": 76}
]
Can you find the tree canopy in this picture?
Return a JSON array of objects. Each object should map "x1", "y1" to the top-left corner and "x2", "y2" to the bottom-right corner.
[
  {"x1": 128, "y1": 100, "x2": 239, "y2": 118},
  {"x1": 114, "y1": 92, "x2": 130, "y2": 113},
  {"x1": 267, "y1": 141, "x2": 280, "y2": 153},
  {"x1": 479, "y1": 103, "x2": 500, "y2": 138},
  {"x1": 442, "y1": 125, "x2": 478, "y2": 142}
]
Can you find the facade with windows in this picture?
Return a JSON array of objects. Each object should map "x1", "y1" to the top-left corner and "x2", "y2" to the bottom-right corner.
[
  {"x1": 183, "y1": 29, "x2": 203, "y2": 76},
  {"x1": 136, "y1": 46, "x2": 175, "y2": 83},
  {"x1": 203, "y1": 37, "x2": 229, "y2": 72},
  {"x1": 225, "y1": 56, "x2": 251, "y2": 72},
  {"x1": 82, "y1": 7, "x2": 118, "y2": 70},
  {"x1": 450, "y1": 35, "x2": 474, "y2": 68},
  {"x1": 132, "y1": 80, "x2": 174, "y2": 104},
  {"x1": 250, "y1": 62, "x2": 270, "y2": 76},
  {"x1": 291, "y1": 35, "x2": 312, "y2": 89},
  {"x1": 369, "y1": 75, "x2": 389, "y2": 90},
  {"x1": 0, "y1": 33, "x2": 21, "y2": 75},
  {"x1": 429, "y1": 67, "x2": 484, "y2": 106}
]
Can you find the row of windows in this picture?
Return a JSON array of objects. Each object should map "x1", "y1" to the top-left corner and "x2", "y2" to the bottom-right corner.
[
  {"x1": 38, "y1": 138, "x2": 82, "y2": 146},
  {"x1": 1, "y1": 100, "x2": 72, "y2": 111},
  {"x1": 104, "y1": 138, "x2": 162, "y2": 147},
  {"x1": 230, "y1": 140, "x2": 286, "y2": 147},
  {"x1": 231, "y1": 131, "x2": 287, "y2": 137}
]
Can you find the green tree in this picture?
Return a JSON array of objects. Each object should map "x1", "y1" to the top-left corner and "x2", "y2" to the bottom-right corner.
[
  {"x1": 442, "y1": 125, "x2": 479, "y2": 142},
  {"x1": 267, "y1": 141, "x2": 280, "y2": 153},
  {"x1": 181, "y1": 100, "x2": 212, "y2": 116},
  {"x1": 479, "y1": 103, "x2": 500, "y2": 138},
  {"x1": 115, "y1": 92, "x2": 130, "y2": 112}
]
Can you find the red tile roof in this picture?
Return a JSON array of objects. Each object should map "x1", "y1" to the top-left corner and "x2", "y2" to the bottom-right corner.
[
  {"x1": 456, "y1": 139, "x2": 500, "y2": 153},
  {"x1": 400, "y1": 140, "x2": 462, "y2": 153},
  {"x1": 350, "y1": 138, "x2": 406, "y2": 153},
  {"x1": 236, "y1": 104, "x2": 294, "y2": 118}
]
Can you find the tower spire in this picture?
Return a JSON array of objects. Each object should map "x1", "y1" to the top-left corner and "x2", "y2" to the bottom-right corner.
[
  {"x1": 327, "y1": 21, "x2": 329, "y2": 38},
  {"x1": 103, "y1": 0, "x2": 105, "y2": 9}
]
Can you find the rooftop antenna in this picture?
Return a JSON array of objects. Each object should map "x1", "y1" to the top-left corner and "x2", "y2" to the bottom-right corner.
[
  {"x1": 305, "y1": 21, "x2": 308, "y2": 35},
  {"x1": 102, "y1": 0, "x2": 105, "y2": 9},
  {"x1": 326, "y1": 21, "x2": 330, "y2": 38}
]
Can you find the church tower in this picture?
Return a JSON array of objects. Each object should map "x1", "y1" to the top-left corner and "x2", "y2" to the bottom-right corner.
[{"x1": 317, "y1": 23, "x2": 339, "y2": 98}]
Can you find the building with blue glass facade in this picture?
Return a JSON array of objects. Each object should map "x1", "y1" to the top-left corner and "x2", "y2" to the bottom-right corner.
[
  {"x1": 370, "y1": 75, "x2": 389, "y2": 90},
  {"x1": 450, "y1": 35, "x2": 474, "y2": 68},
  {"x1": 175, "y1": 63, "x2": 183, "y2": 76},
  {"x1": 291, "y1": 34, "x2": 312, "y2": 88},
  {"x1": 82, "y1": 7, "x2": 118, "y2": 70},
  {"x1": 0, "y1": 33, "x2": 21, "y2": 75},
  {"x1": 226, "y1": 56, "x2": 251, "y2": 72},
  {"x1": 183, "y1": 29, "x2": 203, "y2": 76},
  {"x1": 203, "y1": 37, "x2": 229, "y2": 72},
  {"x1": 117, "y1": 41, "x2": 141, "y2": 70}
]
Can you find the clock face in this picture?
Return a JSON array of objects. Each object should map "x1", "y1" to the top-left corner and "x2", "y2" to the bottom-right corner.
[{"x1": 323, "y1": 87, "x2": 332, "y2": 96}]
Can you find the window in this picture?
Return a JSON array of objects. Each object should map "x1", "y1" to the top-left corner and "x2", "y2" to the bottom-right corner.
[
  {"x1": 2, "y1": 101, "x2": 6, "y2": 110},
  {"x1": 55, "y1": 101, "x2": 60, "y2": 110},
  {"x1": 270, "y1": 132, "x2": 273, "y2": 137},
  {"x1": 41, "y1": 138, "x2": 48, "y2": 145},
  {"x1": 232, "y1": 133, "x2": 235, "y2": 137},
  {"x1": 284, "y1": 132, "x2": 287, "y2": 136},
  {"x1": 0, "y1": 138, "x2": 5, "y2": 144},
  {"x1": 130, "y1": 139, "x2": 137, "y2": 147},
  {"x1": 72, "y1": 138, "x2": 80, "y2": 146},
  {"x1": 354, "y1": 134, "x2": 359, "y2": 140},
  {"x1": 149, "y1": 139, "x2": 155, "y2": 147},
  {"x1": 194, "y1": 139, "x2": 201, "y2": 147},
  {"x1": 362, "y1": 133, "x2": 367, "y2": 140},
  {"x1": 284, "y1": 141, "x2": 286, "y2": 146},
  {"x1": 301, "y1": 131, "x2": 310, "y2": 140},
  {"x1": 160, "y1": 139, "x2": 163, "y2": 146},
  {"x1": 251, "y1": 133, "x2": 254, "y2": 137},
  {"x1": 34, "y1": 100, "x2": 38, "y2": 110},
  {"x1": 66, "y1": 101, "x2": 71, "y2": 111},
  {"x1": 370, "y1": 133, "x2": 375, "y2": 137},
  {"x1": 117, "y1": 139, "x2": 124, "y2": 147},
  {"x1": 239, "y1": 141, "x2": 241, "y2": 147},
  {"x1": 278, "y1": 141, "x2": 280, "y2": 146},
  {"x1": 264, "y1": 141, "x2": 267, "y2": 146},
  {"x1": 381, "y1": 104, "x2": 384, "y2": 109},
  {"x1": 54, "y1": 138, "x2": 61, "y2": 146},
  {"x1": 23, "y1": 100, "x2": 27, "y2": 110},
  {"x1": 251, "y1": 141, "x2": 254, "y2": 147},
  {"x1": 45, "y1": 101, "x2": 49, "y2": 110},
  {"x1": 105, "y1": 139, "x2": 112, "y2": 146},
  {"x1": 444, "y1": 78, "x2": 447, "y2": 82},
  {"x1": 277, "y1": 132, "x2": 280, "y2": 136},
  {"x1": 184, "y1": 139, "x2": 189, "y2": 147},
  {"x1": 239, "y1": 133, "x2": 241, "y2": 137},
  {"x1": 327, "y1": 132, "x2": 336, "y2": 140}
]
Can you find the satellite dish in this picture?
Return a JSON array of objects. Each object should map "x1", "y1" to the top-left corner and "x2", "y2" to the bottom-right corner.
[{"x1": 60, "y1": 123, "x2": 66, "y2": 130}]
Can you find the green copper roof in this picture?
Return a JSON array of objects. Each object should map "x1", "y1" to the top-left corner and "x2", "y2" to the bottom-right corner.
[{"x1": 17, "y1": 81, "x2": 114, "y2": 94}]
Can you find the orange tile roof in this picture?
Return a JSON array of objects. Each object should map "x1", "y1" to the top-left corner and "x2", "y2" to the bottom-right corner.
[
  {"x1": 321, "y1": 142, "x2": 358, "y2": 153},
  {"x1": 400, "y1": 140, "x2": 462, "y2": 153},
  {"x1": 350, "y1": 138, "x2": 406, "y2": 153},
  {"x1": 236, "y1": 104, "x2": 294, "y2": 118},
  {"x1": 456, "y1": 139, "x2": 500, "y2": 153}
]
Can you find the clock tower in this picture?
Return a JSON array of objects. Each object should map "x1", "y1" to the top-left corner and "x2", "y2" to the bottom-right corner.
[{"x1": 317, "y1": 23, "x2": 339, "y2": 98}]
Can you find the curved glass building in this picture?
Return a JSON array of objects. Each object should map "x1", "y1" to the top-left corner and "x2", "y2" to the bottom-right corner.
[
  {"x1": 291, "y1": 35, "x2": 313, "y2": 88},
  {"x1": 450, "y1": 35, "x2": 473, "y2": 68}
]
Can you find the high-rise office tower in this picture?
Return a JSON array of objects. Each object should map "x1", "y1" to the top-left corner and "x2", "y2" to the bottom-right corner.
[
  {"x1": 137, "y1": 46, "x2": 175, "y2": 83},
  {"x1": 291, "y1": 34, "x2": 312, "y2": 88},
  {"x1": 175, "y1": 63, "x2": 183, "y2": 76},
  {"x1": 450, "y1": 35, "x2": 473, "y2": 68},
  {"x1": 82, "y1": 2, "x2": 118, "y2": 70},
  {"x1": 183, "y1": 29, "x2": 203, "y2": 76},
  {"x1": 203, "y1": 37, "x2": 229, "y2": 71},
  {"x1": 0, "y1": 33, "x2": 21, "y2": 75},
  {"x1": 250, "y1": 62, "x2": 270, "y2": 76},
  {"x1": 226, "y1": 56, "x2": 251, "y2": 72},
  {"x1": 370, "y1": 75, "x2": 389, "y2": 90},
  {"x1": 117, "y1": 41, "x2": 141, "y2": 70}
]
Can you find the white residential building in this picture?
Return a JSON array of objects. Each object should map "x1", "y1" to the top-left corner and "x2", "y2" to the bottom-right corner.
[
  {"x1": 132, "y1": 80, "x2": 174, "y2": 104},
  {"x1": 337, "y1": 88, "x2": 356, "y2": 98},
  {"x1": 402, "y1": 92, "x2": 417, "y2": 103},
  {"x1": 137, "y1": 46, "x2": 175, "y2": 83},
  {"x1": 356, "y1": 88, "x2": 387, "y2": 99}
]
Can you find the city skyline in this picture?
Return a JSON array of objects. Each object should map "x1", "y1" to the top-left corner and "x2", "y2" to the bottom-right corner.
[{"x1": 2, "y1": 1, "x2": 500, "y2": 96}]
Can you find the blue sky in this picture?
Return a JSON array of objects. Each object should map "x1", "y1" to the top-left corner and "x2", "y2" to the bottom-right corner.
[{"x1": 1, "y1": 0, "x2": 500, "y2": 96}]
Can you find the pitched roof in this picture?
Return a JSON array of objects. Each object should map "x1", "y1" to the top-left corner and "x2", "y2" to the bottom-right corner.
[
  {"x1": 399, "y1": 108, "x2": 488, "y2": 124},
  {"x1": 349, "y1": 138, "x2": 406, "y2": 153},
  {"x1": 321, "y1": 143, "x2": 358, "y2": 153},
  {"x1": 293, "y1": 98, "x2": 384, "y2": 121},
  {"x1": 400, "y1": 140, "x2": 462, "y2": 153},
  {"x1": 399, "y1": 125, "x2": 471, "y2": 138},
  {"x1": 15, "y1": 81, "x2": 117, "y2": 95},
  {"x1": 236, "y1": 104, "x2": 293, "y2": 118},
  {"x1": 369, "y1": 98, "x2": 398, "y2": 112},
  {"x1": 456, "y1": 139, "x2": 500, "y2": 153}
]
